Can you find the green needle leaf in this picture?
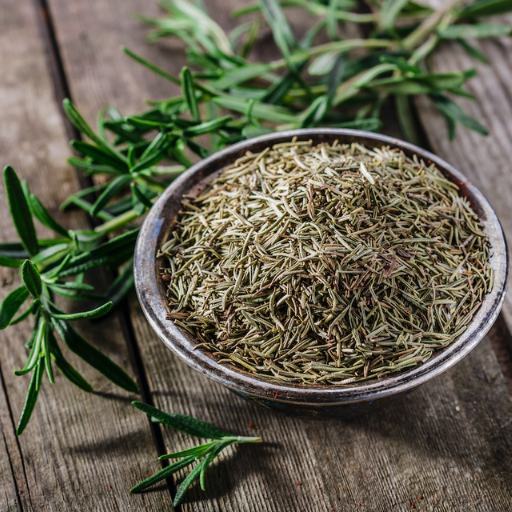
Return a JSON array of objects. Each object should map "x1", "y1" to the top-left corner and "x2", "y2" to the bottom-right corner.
[
  {"x1": 49, "y1": 301, "x2": 113, "y2": 321},
  {"x1": 240, "y1": 18, "x2": 261, "y2": 58},
  {"x1": 48, "y1": 286, "x2": 106, "y2": 302},
  {"x1": 181, "y1": 67, "x2": 201, "y2": 121},
  {"x1": 173, "y1": 458, "x2": 209, "y2": 506},
  {"x1": 353, "y1": 63, "x2": 397, "y2": 89},
  {"x1": 132, "y1": 401, "x2": 231, "y2": 439},
  {"x1": 430, "y1": 93, "x2": 489, "y2": 136},
  {"x1": 380, "y1": 0, "x2": 409, "y2": 32},
  {"x1": 122, "y1": 46, "x2": 181, "y2": 85},
  {"x1": 213, "y1": 97, "x2": 296, "y2": 123},
  {"x1": 68, "y1": 157, "x2": 121, "y2": 176},
  {"x1": 48, "y1": 329, "x2": 93, "y2": 392},
  {"x1": 101, "y1": 260, "x2": 135, "y2": 311},
  {"x1": 52, "y1": 318, "x2": 138, "y2": 392},
  {"x1": 184, "y1": 116, "x2": 233, "y2": 136},
  {"x1": 213, "y1": 64, "x2": 271, "y2": 90},
  {"x1": 300, "y1": 96, "x2": 329, "y2": 128},
  {"x1": 131, "y1": 184, "x2": 153, "y2": 210},
  {"x1": 327, "y1": 0, "x2": 339, "y2": 41},
  {"x1": 50, "y1": 281, "x2": 96, "y2": 292},
  {"x1": 3, "y1": 166, "x2": 39, "y2": 257},
  {"x1": 57, "y1": 256, "x2": 111, "y2": 279},
  {"x1": 159, "y1": 441, "x2": 217, "y2": 460},
  {"x1": 395, "y1": 94, "x2": 419, "y2": 145},
  {"x1": 0, "y1": 242, "x2": 30, "y2": 259},
  {"x1": 0, "y1": 255, "x2": 23, "y2": 268},
  {"x1": 139, "y1": 130, "x2": 171, "y2": 161},
  {"x1": 130, "y1": 456, "x2": 197, "y2": 494},
  {"x1": 90, "y1": 174, "x2": 133, "y2": 216},
  {"x1": 31, "y1": 243, "x2": 70, "y2": 265},
  {"x1": 458, "y1": 0, "x2": 512, "y2": 18},
  {"x1": 308, "y1": 51, "x2": 340, "y2": 76},
  {"x1": 59, "y1": 229, "x2": 139, "y2": 278},
  {"x1": 438, "y1": 23, "x2": 512, "y2": 39},
  {"x1": 456, "y1": 38, "x2": 489, "y2": 64},
  {"x1": 0, "y1": 285, "x2": 30, "y2": 329},
  {"x1": 438, "y1": 107, "x2": 457, "y2": 141},
  {"x1": 338, "y1": 118, "x2": 383, "y2": 132},
  {"x1": 242, "y1": 125, "x2": 273, "y2": 138},
  {"x1": 186, "y1": 139, "x2": 213, "y2": 159},
  {"x1": 28, "y1": 194, "x2": 70, "y2": 238},
  {"x1": 10, "y1": 302, "x2": 34, "y2": 325},
  {"x1": 261, "y1": 69, "x2": 300, "y2": 105},
  {"x1": 379, "y1": 55, "x2": 420, "y2": 74},
  {"x1": 16, "y1": 358, "x2": 44, "y2": 435},
  {"x1": 199, "y1": 439, "x2": 234, "y2": 492},
  {"x1": 43, "y1": 324, "x2": 54, "y2": 384},
  {"x1": 70, "y1": 140, "x2": 129, "y2": 171},
  {"x1": 15, "y1": 317, "x2": 45, "y2": 376},
  {"x1": 63, "y1": 99, "x2": 128, "y2": 164},
  {"x1": 259, "y1": 0, "x2": 296, "y2": 49},
  {"x1": 327, "y1": 55, "x2": 345, "y2": 104},
  {"x1": 21, "y1": 260, "x2": 42, "y2": 298},
  {"x1": 43, "y1": 253, "x2": 72, "y2": 279}
]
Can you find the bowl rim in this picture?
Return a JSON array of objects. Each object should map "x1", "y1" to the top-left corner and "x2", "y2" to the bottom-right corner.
[{"x1": 134, "y1": 128, "x2": 508, "y2": 406}]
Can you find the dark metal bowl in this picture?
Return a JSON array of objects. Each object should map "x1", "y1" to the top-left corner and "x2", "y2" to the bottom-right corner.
[{"x1": 134, "y1": 129, "x2": 508, "y2": 418}]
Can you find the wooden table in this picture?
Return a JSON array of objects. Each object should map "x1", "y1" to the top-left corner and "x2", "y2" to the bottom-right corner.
[{"x1": 1, "y1": 1, "x2": 512, "y2": 510}]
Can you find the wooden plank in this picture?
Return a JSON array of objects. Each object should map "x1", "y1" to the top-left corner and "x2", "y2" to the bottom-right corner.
[
  {"x1": 0, "y1": 1, "x2": 172, "y2": 510},
  {"x1": 0, "y1": 376, "x2": 24, "y2": 512},
  {"x1": 47, "y1": 0, "x2": 512, "y2": 510}
]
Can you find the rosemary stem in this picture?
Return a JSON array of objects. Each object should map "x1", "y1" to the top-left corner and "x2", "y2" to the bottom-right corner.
[
  {"x1": 269, "y1": 39, "x2": 399, "y2": 71},
  {"x1": 224, "y1": 436, "x2": 262, "y2": 443},
  {"x1": 94, "y1": 208, "x2": 141, "y2": 235},
  {"x1": 152, "y1": 165, "x2": 186, "y2": 176},
  {"x1": 303, "y1": 1, "x2": 378, "y2": 23},
  {"x1": 409, "y1": 34, "x2": 439, "y2": 66},
  {"x1": 402, "y1": 0, "x2": 466, "y2": 50},
  {"x1": 66, "y1": 196, "x2": 114, "y2": 222},
  {"x1": 408, "y1": 10, "x2": 455, "y2": 65}
]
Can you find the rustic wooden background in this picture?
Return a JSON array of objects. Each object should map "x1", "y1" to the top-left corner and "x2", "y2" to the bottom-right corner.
[{"x1": 1, "y1": 1, "x2": 512, "y2": 511}]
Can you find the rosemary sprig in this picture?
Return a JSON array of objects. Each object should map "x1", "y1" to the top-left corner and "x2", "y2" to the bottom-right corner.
[
  {"x1": 1, "y1": 0, "x2": 511, "y2": 438},
  {"x1": 130, "y1": 0, "x2": 511, "y2": 140},
  {"x1": 0, "y1": 165, "x2": 138, "y2": 434},
  {"x1": 131, "y1": 401, "x2": 261, "y2": 506}
]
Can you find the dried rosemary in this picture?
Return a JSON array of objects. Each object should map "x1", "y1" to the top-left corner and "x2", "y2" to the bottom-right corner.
[{"x1": 159, "y1": 140, "x2": 492, "y2": 385}]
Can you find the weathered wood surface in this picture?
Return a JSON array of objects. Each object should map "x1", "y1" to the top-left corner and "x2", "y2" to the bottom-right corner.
[
  {"x1": 0, "y1": 1, "x2": 173, "y2": 511},
  {"x1": 0, "y1": 0, "x2": 511, "y2": 510},
  {"x1": 44, "y1": 0, "x2": 512, "y2": 511}
]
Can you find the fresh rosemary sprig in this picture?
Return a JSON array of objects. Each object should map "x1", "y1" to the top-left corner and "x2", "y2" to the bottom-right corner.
[
  {"x1": 2, "y1": 0, "x2": 511, "y2": 439},
  {"x1": 131, "y1": 401, "x2": 261, "y2": 506},
  {"x1": 130, "y1": 0, "x2": 511, "y2": 141},
  {"x1": 0, "y1": 165, "x2": 138, "y2": 434}
]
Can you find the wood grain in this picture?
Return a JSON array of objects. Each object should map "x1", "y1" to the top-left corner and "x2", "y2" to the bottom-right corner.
[
  {"x1": 0, "y1": 375, "x2": 24, "y2": 512},
  {"x1": 45, "y1": 0, "x2": 512, "y2": 510},
  {"x1": 0, "y1": 0, "x2": 173, "y2": 510}
]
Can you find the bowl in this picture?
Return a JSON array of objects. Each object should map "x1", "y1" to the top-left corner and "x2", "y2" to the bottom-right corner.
[{"x1": 134, "y1": 129, "x2": 508, "y2": 418}]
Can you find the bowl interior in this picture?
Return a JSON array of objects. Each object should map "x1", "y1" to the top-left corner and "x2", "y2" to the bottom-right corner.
[{"x1": 135, "y1": 129, "x2": 508, "y2": 405}]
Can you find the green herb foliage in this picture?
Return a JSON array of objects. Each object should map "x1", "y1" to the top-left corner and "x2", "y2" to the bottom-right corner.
[
  {"x1": 0, "y1": 165, "x2": 138, "y2": 435},
  {"x1": 131, "y1": 401, "x2": 261, "y2": 506},
  {"x1": 1, "y1": 0, "x2": 510, "y2": 433}
]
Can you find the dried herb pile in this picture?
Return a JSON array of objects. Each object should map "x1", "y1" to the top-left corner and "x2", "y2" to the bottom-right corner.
[{"x1": 161, "y1": 140, "x2": 492, "y2": 384}]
